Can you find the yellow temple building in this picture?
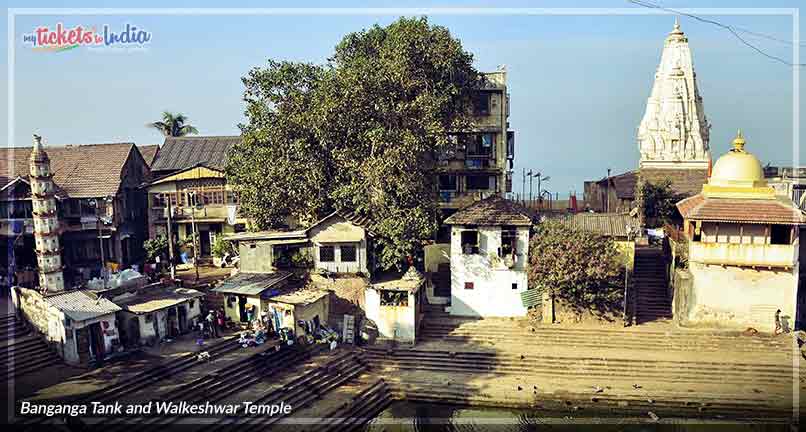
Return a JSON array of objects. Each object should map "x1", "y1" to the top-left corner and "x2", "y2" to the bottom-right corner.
[{"x1": 675, "y1": 132, "x2": 806, "y2": 332}]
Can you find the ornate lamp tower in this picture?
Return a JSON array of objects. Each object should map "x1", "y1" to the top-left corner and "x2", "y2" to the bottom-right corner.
[{"x1": 30, "y1": 134, "x2": 65, "y2": 293}]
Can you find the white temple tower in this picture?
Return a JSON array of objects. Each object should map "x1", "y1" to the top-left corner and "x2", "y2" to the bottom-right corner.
[
  {"x1": 638, "y1": 20, "x2": 711, "y2": 170},
  {"x1": 29, "y1": 134, "x2": 65, "y2": 293}
]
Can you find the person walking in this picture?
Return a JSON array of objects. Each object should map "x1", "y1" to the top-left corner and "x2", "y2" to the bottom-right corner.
[
  {"x1": 206, "y1": 310, "x2": 219, "y2": 338},
  {"x1": 774, "y1": 309, "x2": 783, "y2": 335},
  {"x1": 217, "y1": 308, "x2": 226, "y2": 335}
]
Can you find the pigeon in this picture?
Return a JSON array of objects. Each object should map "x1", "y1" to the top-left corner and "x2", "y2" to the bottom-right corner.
[
  {"x1": 518, "y1": 386, "x2": 523, "y2": 391},
  {"x1": 632, "y1": 384, "x2": 642, "y2": 390},
  {"x1": 592, "y1": 385, "x2": 604, "y2": 393},
  {"x1": 648, "y1": 411, "x2": 660, "y2": 422}
]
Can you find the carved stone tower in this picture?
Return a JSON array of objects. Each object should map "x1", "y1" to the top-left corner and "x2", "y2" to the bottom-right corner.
[
  {"x1": 638, "y1": 19, "x2": 711, "y2": 170},
  {"x1": 30, "y1": 134, "x2": 65, "y2": 293}
]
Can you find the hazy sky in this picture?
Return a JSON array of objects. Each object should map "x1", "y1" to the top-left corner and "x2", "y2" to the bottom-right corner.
[{"x1": 3, "y1": 0, "x2": 805, "y2": 197}]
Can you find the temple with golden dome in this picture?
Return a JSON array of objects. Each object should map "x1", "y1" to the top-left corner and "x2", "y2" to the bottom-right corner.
[{"x1": 675, "y1": 132, "x2": 806, "y2": 331}]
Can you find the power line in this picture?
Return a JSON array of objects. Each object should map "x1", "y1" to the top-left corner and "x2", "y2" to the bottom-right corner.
[{"x1": 628, "y1": 0, "x2": 806, "y2": 67}]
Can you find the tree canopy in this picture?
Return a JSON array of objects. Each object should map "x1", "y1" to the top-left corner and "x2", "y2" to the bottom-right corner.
[
  {"x1": 640, "y1": 178, "x2": 681, "y2": 227},
  {"x1": 148, "y1": 112, "x2": 199, "y2": 137},
  {"x1": 527, "y1": 220, "x2": 625, "y2": 312},
  {"x1": 227, "y1": 17, "x2": 481, "y2": 269}
]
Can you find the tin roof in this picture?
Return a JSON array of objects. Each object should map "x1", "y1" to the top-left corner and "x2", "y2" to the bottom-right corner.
[
  {"x1": 212, "y1": 271, "x2": 293, "y2": 296},
  {"x1": 268, "y1": 287, "x2": 330, "y2": 306},
  {"x1": 44, "y1": 290, "x2": 121, "y2": 322},
  {"x1": 151, "y1": 136, "x2": 239, "y2": 173},
  {"x1": 550, "y1": 213, "x2": 639, "y2": 238},
  {"x1": 114, "y1": 287, "x2": 204, "y2": 314}
]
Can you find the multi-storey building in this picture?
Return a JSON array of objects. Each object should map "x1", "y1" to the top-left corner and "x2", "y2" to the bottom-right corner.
[
  {"x1": 437, "y1": 70, "x2": 515, "y2": 216},
  {"x1": 0, "y1": 141, "x2": 151, "y2": 288},
  {"x1": 147, "y1": 136, "x2": 247, "y2": 258}
]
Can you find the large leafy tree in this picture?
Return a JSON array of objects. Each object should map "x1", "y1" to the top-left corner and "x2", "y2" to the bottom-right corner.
[
  {"x1": 527, "y1": 220, "x2": 625, "y2": 312},
  {"x1": 640, "y1": 178, "x2": 681, "y2": 227},
  {"x1": 227, "y1": 17, "x2": 480, "y2": 269},
  {"x1": 148, "y1": 112, "x2": 200, "y2": 137}
]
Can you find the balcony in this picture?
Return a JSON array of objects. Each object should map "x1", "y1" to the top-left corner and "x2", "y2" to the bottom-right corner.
[
  {"x1": 151, "y1": 205, "x2": 241, "y2": 222},
  {"x1": 689, "y1": 241, "x2": 798, "y2": 268}
]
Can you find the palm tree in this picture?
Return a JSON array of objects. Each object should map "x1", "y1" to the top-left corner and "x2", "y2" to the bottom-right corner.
[{"x1": 148, "y1": 112, "x2": 200, "y2": 137}]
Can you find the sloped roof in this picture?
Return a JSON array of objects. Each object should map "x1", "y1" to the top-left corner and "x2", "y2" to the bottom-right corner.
[
  {"x1": 0, "y1": 143, "x2": 137, "y2": 198},
  {"x1": 595, "y1": 171, "x2": 638, "y2": 200},
  {"x1": 44, "y1": 290, "x2": 121, "y2": 322},
  {"x1": 676, "y1": 194, "x2": 806, "y2": 225},
  {"x1": 640, "y1": 168, "x2": 708, "y2": 197},
  {"x1": 150, "y1": 136, "x2": 239, "y2": 173},
  {"x1": 114, "y1": 287, "x2": 203, "y2": 314},
  {"x1": 444, "y1": 195, "x2": 533, "y2": 226},
  {"x1": 550, "y1": 213, "x2": 639, "y2": 238},
  {"x1": 137, "y1": 144, "x2": 160, "y2": 167},
  {"x1": 212, "y1": 271, "x2": 292, "y2": 296}
]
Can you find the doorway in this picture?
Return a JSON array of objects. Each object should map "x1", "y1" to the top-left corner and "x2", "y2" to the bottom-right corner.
[
  {"x1": 178, "y1": 305, "x2": 188, "y2": 333},
  {"x1": 200, "y1": 231, "x2": 212, "y2": 257},
  {"x1": 88, "y1": 322, "x2": 104, "y2": 360},
  {"x1": 238, "y1": 296, "x2": 248, "y2": 322},
  {"x1": 128, "y1": 319, "x2": 141, "y2": 347}
]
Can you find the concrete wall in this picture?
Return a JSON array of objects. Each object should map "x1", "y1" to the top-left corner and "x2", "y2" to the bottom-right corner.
[
  {"x1": 12, "y1": 287, "x2": 118, "y2": 364},
  {"x1": 449, "y1": 225, "x2": 529, "y2": 317},
  {"x1": 239, "y1": 241, "x2": 274, "y2": 273},
  {"x1": 364, "y1": 288, "x2": 416, "y2": 343},
  {"x1": 682, "y1": 262, "x2": 798, "y2": 332},
  {"x1": 270, "y1": 295, "x2": 330, "y2": 337}
]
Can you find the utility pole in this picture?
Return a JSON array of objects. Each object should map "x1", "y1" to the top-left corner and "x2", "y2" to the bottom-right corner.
[
  {"x1": 97, "y1": 204, "x2": 105, "y2": 290},
  {"x1": 189, "y1": 191, "x2": 200, "y2": 283},
  {"x1": 527, "y1": 170, "x2": 533, "y2": 207},
  {"x1": 605, "y1": 168, "x2": 611, "y2": 213},
  {"x1": 537, "y1": 172, "x2": 542, "y2": 207},
  {"x1": 521, "y1": 168, "x2": 526, "y2": 205},
  {"x1": 166, "y1": 193, "x2": 176, "y2": 280}
]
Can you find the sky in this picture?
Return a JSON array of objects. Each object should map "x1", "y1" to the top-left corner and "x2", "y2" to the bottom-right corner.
[{"x1": 3, "y1": 0, "x2": 805, "y2": 198}]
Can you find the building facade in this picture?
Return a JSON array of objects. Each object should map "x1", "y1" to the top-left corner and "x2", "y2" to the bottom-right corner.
[
  {"x1": 437, "y1": 70, "x2": 515, "y2": 213},
  {"x1": 443, "y1": 196, "x2": 532, "y2": 317},
  {"x1": 675, "y1": 132, "x2": 806, "y2": 332},
  {"x1": 147, "y1": 137, "x2": 247, "y2": 258},
  {"x1": 1, "y1": 141, "x2": 151, "y2": 288},
  {"x1": 637, "y1": 20, "x2": 711, "y2": 197}
]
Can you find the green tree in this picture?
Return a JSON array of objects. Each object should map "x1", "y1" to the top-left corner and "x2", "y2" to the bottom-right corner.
[
  {"x1": 148, "y1": 112, "x2": 200, "y2": 137},
  {"x1": 527, "y1": 220, "x2": 625, "y2": 312},
  {"x1": 143, "y1": 236, "x2": 169, "y2": 262},
  {"x1": 227, "y1": 17, "x2": 480, "y2": 269},
  {"x1": 640, "y1": 178, "x2": 680, "y2": 227}
]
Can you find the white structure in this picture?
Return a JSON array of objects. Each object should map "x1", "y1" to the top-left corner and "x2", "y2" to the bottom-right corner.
[
  {"x1": 676, "y1": 132, "x2": 806, "y2": 332},
  {"x1": 365, "y1": 267, "x2": 425, "y2": 343},
  {"x1": 29, "y1": 134, "x2": 65, "y2": 293},
  {"x1": 444, "y1": 196, "x2": 532, "y2": 317},
  {"x1": 638, "y1": 20, "x2": 711, "y2": 170},
  {"x1": 114, "y1": 286, "x2": 204, "y2": 347},
  {"x1": 13, "y1": 288, "x2": 121, "y2": 364},
  {"x1": 309, "y1": 212, "x2": 373, "y2": 274}
]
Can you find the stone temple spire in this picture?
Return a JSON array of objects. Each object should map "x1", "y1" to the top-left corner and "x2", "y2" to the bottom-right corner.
[
  {"x1": 29, "y1": 134, "x2": 65, "y2": 293},
  {"x1": 637, "y1": 20, "x2": 711, "y2": 170}
]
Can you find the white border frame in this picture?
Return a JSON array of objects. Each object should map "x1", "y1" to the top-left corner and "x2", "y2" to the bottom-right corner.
[{"x1": 6, "y1": 6, "x2": 801, "y2": 426}]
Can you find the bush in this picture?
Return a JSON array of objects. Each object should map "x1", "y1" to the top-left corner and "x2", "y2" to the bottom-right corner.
[
  {"x1": 143, "y1": 236, "x2": 169, "y2": 262},
  {"x1": 290, "y1": 249, "x2": 312, "y2": 268},
  {"x1": 528, "y1": 220, "x2": 625, "y2": 314},
  {"x1": 211, "y1": 236, "x2": 234, "y2": 259}
]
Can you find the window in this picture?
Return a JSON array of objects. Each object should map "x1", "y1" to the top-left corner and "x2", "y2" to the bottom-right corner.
[
  {"x1": 201, "y1": 189, "x2": 225, "y2": 206},
  {"x1": 770, "y1": 225, "x2": 791, "y2": 245},
  {"x1": 380, "y1": 290, "x2": 408, "y2": 307},
  {"x1": 461, "y1": 231, "x2": 479, "y2": 255},
  {"x1": 501, "y1": 227, "x2": 517, "y2": 257},
  {"x1": 512, "y1": 283, "x2": 518, "y2": 290},
  {"x1": 472, "y1": 92, "x2": 490, "y2": 115},
  {"x1": 226, "y1": 191, "x2": 240, "y2": 205},
  {"x1": 152, "y1": 194, "x2": 166, "y2": 208},
  {"x1": 145, "y1": 314, "x2": 153, "y2": 323},
  {"x1": 438, "y1": 175, "x2": 458, "y2": 191},
  {"x1": 340, "y1": 245, "x2": 357, "y2": 262},
  {"x1": 466, "y1": 175, "x2": 491, "y2": 190},
  {"x1": 464, "y1": 282, "x2": 474, "y2": 290},
  {"x1": 319, "y1": 245, "x2": 335, "y2": 262}
]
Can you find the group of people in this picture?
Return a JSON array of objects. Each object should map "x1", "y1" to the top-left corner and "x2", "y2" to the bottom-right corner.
[{"x1": 197, "y1": 309, "x2": 226, "y2": 339}]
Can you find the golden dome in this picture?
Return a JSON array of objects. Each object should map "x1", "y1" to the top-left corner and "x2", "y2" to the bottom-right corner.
[{"x1": 708, "y1": 130, "x2": 766, "y2": 188}]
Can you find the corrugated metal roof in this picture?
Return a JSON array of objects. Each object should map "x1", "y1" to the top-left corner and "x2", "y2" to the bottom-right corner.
[
  {"x1": 114, "y1": 287, "x2": 204, "y2": 314},
  {"x1": 150, "y1": 136, "x2": 239, "y2": 173},
  {"x1": 44, "y1": 290, "x2": 121, "y2": 322},
  {"x1": 212, "y1": 271, "x2": 292, "y2": 296},
  {"x1": 550, "y1": 213, "x2": 639, "y2": 238}
]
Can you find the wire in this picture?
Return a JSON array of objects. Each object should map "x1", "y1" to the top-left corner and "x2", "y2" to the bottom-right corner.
[{"x1": 628, "y1": 0, "x2": 806, "y2": 67}]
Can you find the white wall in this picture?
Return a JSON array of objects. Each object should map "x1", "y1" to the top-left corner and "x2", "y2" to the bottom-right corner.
[
  {"x1": 685, "y1": 262, "x2": 798, "y2": 332},
  {"x1": 365, "y1": 288, "x2": 416, "y2": 343},
  {"x1": 449, "y1": 225, "x2": 529, "y2": 317}
]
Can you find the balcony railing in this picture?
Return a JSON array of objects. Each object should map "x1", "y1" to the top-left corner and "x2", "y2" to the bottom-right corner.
[
  {"x1": 689, "y1": 241, "x2": 797, "y2": 268},
  {"x1": 151, "y1": 205, "x2": 241, "y2": 221}
]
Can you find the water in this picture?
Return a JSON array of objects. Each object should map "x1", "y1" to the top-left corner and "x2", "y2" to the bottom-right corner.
[{"x1": 366, "y1": 401, "x2": 791, "y2": 432}]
